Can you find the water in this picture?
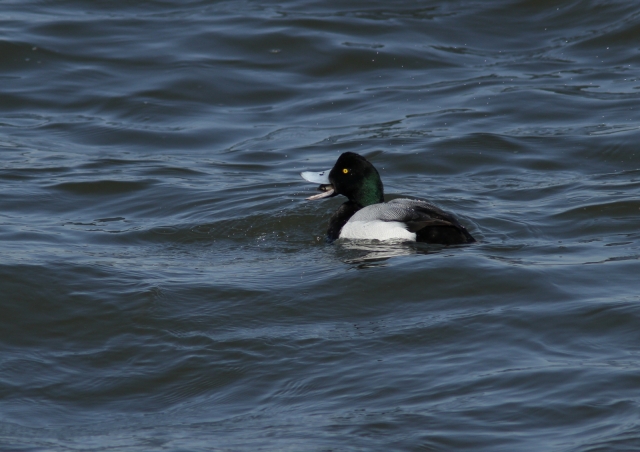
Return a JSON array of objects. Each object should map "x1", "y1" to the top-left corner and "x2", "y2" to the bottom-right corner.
[{"x1": 2, "y1": 0, "x2": 640, "y2": 450}]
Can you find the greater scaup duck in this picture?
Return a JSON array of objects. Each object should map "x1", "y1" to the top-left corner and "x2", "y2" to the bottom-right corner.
[{"x1": 301, "y1": 152, "x2": 475, "y2": 245}]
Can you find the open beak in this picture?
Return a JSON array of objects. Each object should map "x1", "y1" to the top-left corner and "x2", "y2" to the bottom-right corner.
[
  {"x1": 300, "y1": 170, "x2": 331, "y2": 184},
  {"x1": 300, "y1": 169, "x2": 336, "y2": 200},
  {"x1": 306, "y1": 185, "x2": 335, "y2": 200}
]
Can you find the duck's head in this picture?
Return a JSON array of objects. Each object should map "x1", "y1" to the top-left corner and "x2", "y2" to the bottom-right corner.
[{"x1": 301, "y1": 152, "x2": 384, "y2": 207}]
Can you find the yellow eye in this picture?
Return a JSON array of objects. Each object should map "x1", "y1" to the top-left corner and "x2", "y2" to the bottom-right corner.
[{"x1": 342, "y1": 168, "x2": 349, "y2": 174}]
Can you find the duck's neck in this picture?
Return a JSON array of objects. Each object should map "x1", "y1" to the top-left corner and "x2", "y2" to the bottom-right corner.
[{"x1": 354, "y1": 176, "x2": 384, "y2": 207}]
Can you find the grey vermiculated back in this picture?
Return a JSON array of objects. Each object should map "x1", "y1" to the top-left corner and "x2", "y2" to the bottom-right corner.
[{"x1": 350, "y1": 198, "x2": 447, "y2": 223}]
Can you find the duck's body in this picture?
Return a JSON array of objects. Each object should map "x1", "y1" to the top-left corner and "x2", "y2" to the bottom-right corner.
[
  {"x1": 301, "y1": 152, "x2": 475, "y2": 245},
  {"x1": 333, "y1": 198, "x2": 474, "y2": 244}
]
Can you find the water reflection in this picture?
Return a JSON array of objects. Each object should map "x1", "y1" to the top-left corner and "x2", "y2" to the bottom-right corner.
[{"x1": 337, "y1": 240, "x2": 437, "y2": 267}]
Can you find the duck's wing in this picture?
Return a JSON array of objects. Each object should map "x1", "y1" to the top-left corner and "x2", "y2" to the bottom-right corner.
[
  {"x1": 352, "y1": 199, "x2": 450, "y2": 227},
  {"x1": 355, "y1": 199, "x2": 475, "y2": 245}
]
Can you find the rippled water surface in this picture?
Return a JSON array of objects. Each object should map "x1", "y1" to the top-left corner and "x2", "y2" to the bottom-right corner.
[{"x1": 2, "y1": 1, "x2": 640, "y2": 450}]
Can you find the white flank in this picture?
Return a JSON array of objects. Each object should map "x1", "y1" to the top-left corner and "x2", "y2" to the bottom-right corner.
[{"x1": 339, "y1": 220, "x2": 416, "y2": 241}]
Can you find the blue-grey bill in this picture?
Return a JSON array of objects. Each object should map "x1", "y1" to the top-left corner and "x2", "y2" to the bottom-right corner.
[
  {"x1": 300, "y1": 169, "x2": 331, "y2": 184},
  {"x1": 306, "y1": 188, "x2": 335, "y2": 200}
]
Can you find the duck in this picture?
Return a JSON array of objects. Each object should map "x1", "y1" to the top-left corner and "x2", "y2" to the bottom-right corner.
[{"x1": 301, "y1": 152, "x2": 475, "y2": 245}]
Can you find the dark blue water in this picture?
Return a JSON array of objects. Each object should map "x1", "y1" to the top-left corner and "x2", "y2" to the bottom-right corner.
[{"x1": 2, "y1": 1, "x2": 640, "y2": 450}]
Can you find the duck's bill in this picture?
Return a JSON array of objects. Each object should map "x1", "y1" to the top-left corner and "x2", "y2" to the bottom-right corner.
[
  {"x1": 306, "y1": 185, "x2": 335, "y2": 200},
  {"x1": 300, "y1": 169, "x2": 331, "y2": 184}
]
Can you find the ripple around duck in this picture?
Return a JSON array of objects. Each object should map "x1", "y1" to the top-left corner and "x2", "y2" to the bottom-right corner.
[
  {"x1": 3, "y1": 0, "x2": 640, "y2": 450},
  {"x1": 50, "y1": 179, "x2": 152, "y2": 195}
]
